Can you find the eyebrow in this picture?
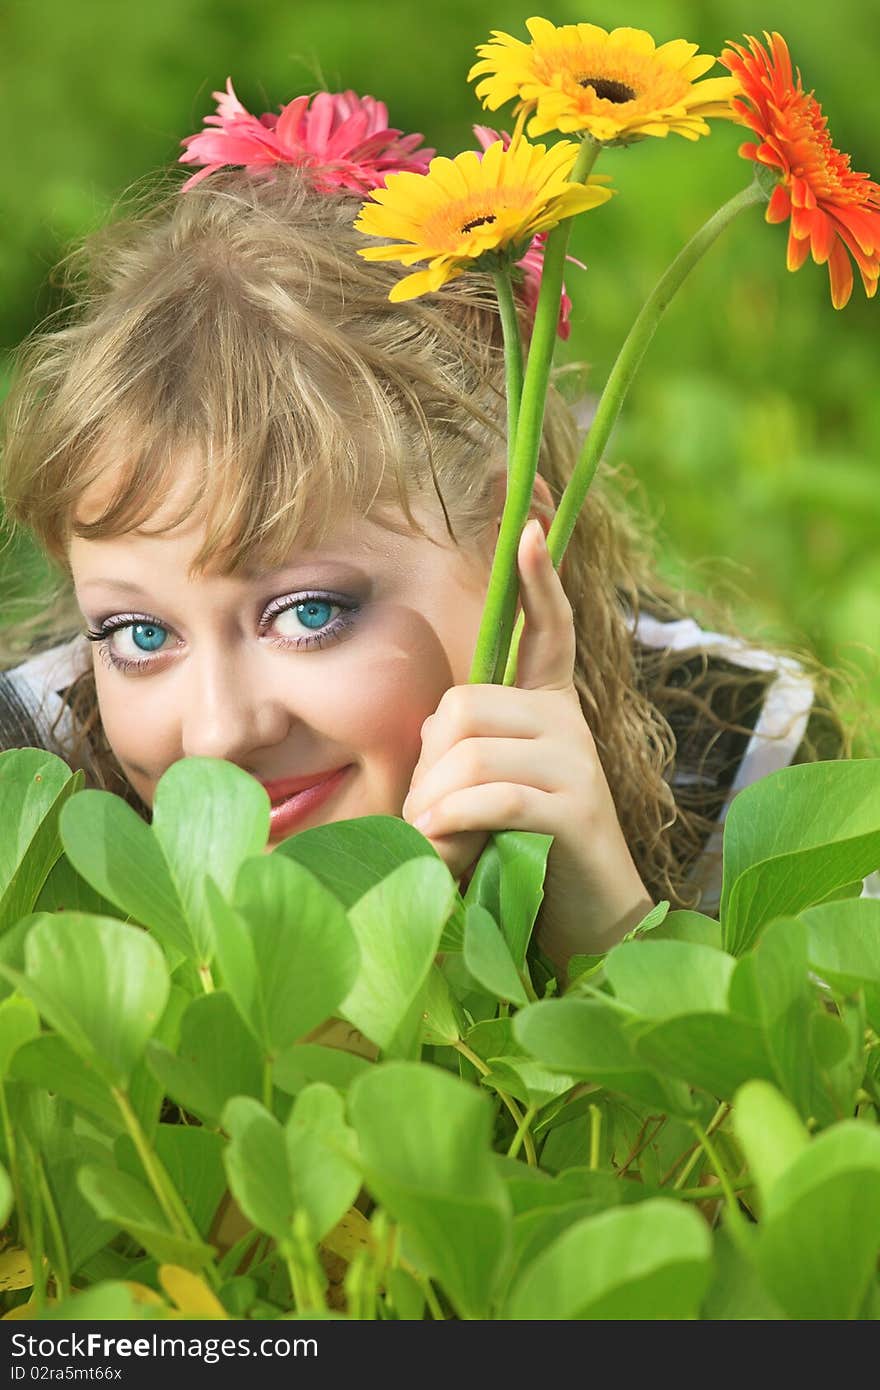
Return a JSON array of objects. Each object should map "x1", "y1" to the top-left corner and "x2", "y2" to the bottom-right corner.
[{"x1": 77, "y1": 559, "x2": 365, "y2": 596}]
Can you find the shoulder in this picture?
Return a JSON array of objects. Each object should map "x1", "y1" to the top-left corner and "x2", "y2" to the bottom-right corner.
[{"x1": 1, "y1": 634, "x2": 92, "y2": 756}]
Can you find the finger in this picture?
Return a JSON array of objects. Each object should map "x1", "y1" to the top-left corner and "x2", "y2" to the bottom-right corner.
[
  {"x1": 424, "y1": 828, "x2": 489, "y2": 884},
  {"x1": 514, "y1": 519, "x2": 577, "y2": 692},
  {"x1": 410, "y1": 684, "x2": 554, "y2": 793},
  {"x1": 403, "y1": 735, "x2": 568, "y2": 824},
  {"x1": 408, "y1": 781, "x2": 561, "y2": 841}
]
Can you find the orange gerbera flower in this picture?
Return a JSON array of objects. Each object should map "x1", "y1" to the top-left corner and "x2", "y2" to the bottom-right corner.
[{"x1": 721, "y1": 32, "x2": 880, "y2": 308}]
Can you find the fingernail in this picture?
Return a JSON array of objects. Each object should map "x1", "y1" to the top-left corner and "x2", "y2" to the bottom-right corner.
[
  {"x1": 412, "y1": 811, "x2": 432, "y2": 834},
  {"x1": 530, "y1": 518, "x2": 546, "y2": 548}
]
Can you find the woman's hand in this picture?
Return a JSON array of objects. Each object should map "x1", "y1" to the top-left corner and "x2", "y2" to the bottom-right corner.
[{"x1": 401, "y1": 518, "x2": 654, "y2": 975}]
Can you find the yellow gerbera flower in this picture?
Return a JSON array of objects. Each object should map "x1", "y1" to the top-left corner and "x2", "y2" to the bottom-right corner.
[
  {"x1": 354, "y1": 136, "x2": 612, "y2": 301},
  {"x1": 469, "y1": 17, "x2": 740, "y2": 145}
]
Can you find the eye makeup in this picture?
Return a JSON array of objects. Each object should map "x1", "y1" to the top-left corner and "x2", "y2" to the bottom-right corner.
[{"x1": 84, "y1": 589, "x2": 361, "y2": 675}]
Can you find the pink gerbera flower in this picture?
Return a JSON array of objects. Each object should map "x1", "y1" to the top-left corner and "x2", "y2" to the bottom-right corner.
[
  {"x1": 473, "y1": 124, "x2": 585, "y2": 339},
  {"x1": 180, "y1": 81, "x2": 434, "y2": 194}
]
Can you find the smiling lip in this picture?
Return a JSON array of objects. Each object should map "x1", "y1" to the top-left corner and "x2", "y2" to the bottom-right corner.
[{"x1": 263, "y1": 766, "x2": 351, "y2": 840}]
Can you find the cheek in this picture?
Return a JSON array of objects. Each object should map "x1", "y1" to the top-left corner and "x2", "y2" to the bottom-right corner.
[{"x1": 92, "y1": 664, "x2": 178, "y2": 803}]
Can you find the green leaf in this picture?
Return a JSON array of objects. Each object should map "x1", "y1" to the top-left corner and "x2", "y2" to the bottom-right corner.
[
  {"x1": 50, "y1": 1280, "x2": 174, "y2": 1320},
  {"x1": 420, "y1": 966, "x2": 466, "y2": 1047},
  {"x1": 514, "y1": 999, "x2": 694, "y2": 1115},
  {"x1": 0, "y1": 993, "x2": 39, "y2": 1077},
  {"x1": 275, "y1": 814, "x2": 438, "y2": 907},
  {"x1": 43, "y1": 1149, "x2": 118, "y2": 1277},
  {"x1": 721, "y1": 760, "x2": 880, "y2": 955},
  {"x1": 10, "y1": 1035, "x2": 121, "y2": 1132},
  {"x1": 33, "y1": 851, "x2": 120, "y2": 918},
  {"x1": 802, "y1": 897, "x2": 880, "y2": 992},
  {"x1": 701, "y1": 1226, "x2": 789, "y2": 1320},
  {"x1": 340, "y1": 858, "x2": 455, "y2": 1051},
  {"x1": 282, "y1": 1083, "x2": 361, "y2": 1242},
  {"x1": 232, "y1": 854, "x2": 360, "y2": 1055},
  {"x1": 0, "y1": 1161, "x2": 11, "y2": 1226},
  {"x1": 506, "y1": 1199, "x2": 711, "y2": 1319},
  {"x1": 506, "y1": 1189, "x2": 626, "y2": 1299},
  {"x1": 494, "y1": 831, "x2": 552, "y2": 967},
  {"x1": 130, "y1": 984, "x2": 190, "y2": 1142},
  {"x1": 727, "y1": 919, "x2": 818, "y2": 1119},
  {"x1": 757, "y1": 1122, "x2": 880, "y2": 1320},
  {"x1": 1, "y1": 913, "x2": 169, "y2": 1088},
  {"x1": 348, "y1": 1061, "x2": 511, "y2": 1320},
  {"x1": 465, "y1": 831, "x2": 551, "y2": 968},
  {"x1": 463, "y1": 903, "x2": 528, "y2": 1006},
  {"x1": 732, "y1": 1080, "x2": 808, "y2": 1212},
  {"x1": 60, "y1": 759, "x2": 269, "y2": 967},
  {"x1": 272, "y1": 1042, "x2": 372, "y2": 1098},
  {"x1": 120, "y1": 1124, "x2": 227, "y2": 1239},
  {"x1": 384, "y1": 1268, "x2": 425, "y2": 1320},
  {"x1": 59, "y1": 791, "x2": 191, "y2": 960},
  {"x1": 149, "y1": 757, "x2": 270, "y2": 963},
  {"x1": 77, "y1": 1164, "x2": 215, "y2": 1272},
  {"x1": 0, "y1": 749, "x2": 82, "y2": 932},
  {"x1": 204, "y1": 882, "x2": 257, "y2": 1023},
  {"x1": 481, "y1": 1056, "x2": 576, "y2": 1109},
  {"x1": 0, "y1": 918, "x2": 33, "y2": 1004},
  {"x1": 604, "y1": 939, "x2": 735, "y2": 1018},
  {"x1": 812, "y1": 996, "x2": 864, "y2": 1119},
  {"x1": 649, "y1": 910, "x2": 722, "y2": 948},
  {"x1": 222, "y1": 1087, "x2": 360, "y2": 1247},
  {"x1": 145, "y1": 991, "x2": 264, "y2": 1127},
  {"x1": 633, "y1": 1012, "x2": 775, "y2": 1102},
  {"x1": 221, "y1": 1098, "x2": 292, "y2": 1245}
]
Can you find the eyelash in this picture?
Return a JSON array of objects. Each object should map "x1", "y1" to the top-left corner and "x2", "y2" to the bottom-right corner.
[{"x1": 84, "y1": 591, "x2": 360, "y2": 675}]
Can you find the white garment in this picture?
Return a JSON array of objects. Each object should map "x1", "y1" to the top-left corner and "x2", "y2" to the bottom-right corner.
[
  {"x1": 1, "y1": 632, "x2": 92, "y2": 761},
  {"x1": 631, "y1": 612, "x2": 817, "y2": 911},
  {"x1": 3, "y1": 622, "x2": 877, "y2": 909}
]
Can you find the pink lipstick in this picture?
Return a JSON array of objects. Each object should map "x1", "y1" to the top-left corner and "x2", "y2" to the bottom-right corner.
[{"x1": 261, "y1": 765, "x2": 351, "y2": 841}]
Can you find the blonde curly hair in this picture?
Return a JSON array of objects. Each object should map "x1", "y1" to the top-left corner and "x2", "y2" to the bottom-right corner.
[{"x1": 0, "y1": 168, "x2": 848, "y2": 907}]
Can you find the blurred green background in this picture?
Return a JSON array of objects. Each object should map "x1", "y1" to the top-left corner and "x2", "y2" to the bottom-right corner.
[{"x1": 2, "y1": 0, "x2": 878, "y2": 749}]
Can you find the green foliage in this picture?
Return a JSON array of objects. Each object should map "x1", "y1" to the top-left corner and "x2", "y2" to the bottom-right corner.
[{"x1": 0, "y1": 746, "x2": 878, "y2": 1320}]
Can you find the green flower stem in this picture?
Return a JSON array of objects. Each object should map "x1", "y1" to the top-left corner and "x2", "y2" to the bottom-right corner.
[
  {"x1": 669, "y1": 1100, "x2": 729, "y2": 1189},
  {"x1": 0, "y1": 1082, "x2": 29, "y2": 1262},
  {"x1": 675, "y1": 1182, "x2": 752, "y2": 1201},
  {"x1": 36, "y1": 1154, "x2": 70, "y2": 1302},
  {"x1": 492, "y1": 269, "x2": 524, "y2": 458},
  {"x1": 284, "y1": 1246, "x2": 309, "y2": 1312},
  {"x1": 506, "y1": 1103, "x2": 538, "y2": 1161},
  {"x1": 453, "y1": 1039, "x2": 537, "y2": 1165},
  {"x1": 502, "y1": 176, "x2": 767, "y2": 686},
  {"x1": 28, "y1": 1171, "x2": 46, "y2": 1316},
  {"x1": 113, "y1": 1086, "x2": 220, "y2": 1289},
  {"x1": 691, "y1": 1120, "x2": 740, "y2": 1214},
  {"x1": 420, "y1": 1274, "x2": 445, "y2": 1321},
  {"x1": 589, "y1": 1103, "x2": 603, "y2": 1170},
  {"x1": 469, "y1": 136, "x2": 601, "y2": 685},
  {"x1": 518, "y1": 966, "x2": 539, "y2": 1003}
]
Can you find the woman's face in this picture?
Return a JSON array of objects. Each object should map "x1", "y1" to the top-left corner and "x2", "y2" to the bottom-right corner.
[{"x1": 67, "y1": 470, "x2": 495, "y2": 844}]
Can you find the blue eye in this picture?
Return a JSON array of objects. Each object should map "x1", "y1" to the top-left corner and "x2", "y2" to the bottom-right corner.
[
  {"x1": 295, "y1": 600, "x2": 334, "y2": 630},
  {"x1": 130, "y1": 622, "x2": 168, "y2": 652},
  {"x1": 85, "y1": 589, "x2": 358, "y2": 675}
]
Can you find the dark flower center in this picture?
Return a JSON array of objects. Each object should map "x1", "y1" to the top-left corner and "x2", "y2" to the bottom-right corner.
[
  {"x1": 460, "y1": 213, "x2": 497, "y2": 234},
  {"x1": 578, "y1": 76, "x2": 637, "y2": 103}
]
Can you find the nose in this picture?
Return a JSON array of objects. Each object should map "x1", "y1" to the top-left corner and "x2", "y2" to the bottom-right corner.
[{"x1": 180, "y1": 644, "x2": 291, "y2": 766}]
